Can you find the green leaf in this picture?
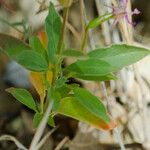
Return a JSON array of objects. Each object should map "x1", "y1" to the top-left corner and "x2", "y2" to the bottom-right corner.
[
  {"x1": 33, "y1": 113, "x2": 43, "y2": 128},
  {"x1": 55, "y1": 85, "x2": 70, "y2": 99},
  {"x1": 45, "y1": 2, "x2": 62, "y2": 64},
  {"x1": 56, "y1": 97, "x2": 116, "y2": 130},
  {"x1": 74, "y1": 73, "x2": 117, "y2": 81},
  {"x1": 51, "y1": 91, "x2": 61, "y2": 111},
  {"x1": 7, "y1": 88, "x2": 37, "y2": 111},
  {"x1": 48, "y1": 115, "x2": 55, "y2": 127},
  {"x1": 29, "y1": 36, "x2": 47, "y2": 58},
  {"x1": 55, "y1": 77, "x2": 67, "y2": 89},
  {"x1": 65, "y1": 58, "x2": 116, "y2": 80},
  {"x1": 87, "y1": 13, "x2": 113, "y2": 29},
  {"x1": 65, "y1": 44, "x2": 150, "y2": 81},
  {"x1": 0, "y1": 33, "x2": 31, "y2": 58},
  {"x1": 62, "y1": 49, "x2": 85, "y2": 58},
  {"x1": 88, "y1": 44, "x2": 150, "y2": 69},
  {"x1": 73, "y1": 87, "x2": 110, "y2": 122},
  {"x1": 33, "y1": 113, "x2": 55, "y2": 128},
  {"x1": 15, "y1": 50, "x2": 48, "y2": 71}
]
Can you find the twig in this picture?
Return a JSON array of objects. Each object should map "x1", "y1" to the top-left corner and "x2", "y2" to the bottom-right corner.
[
  {"x1": 29, "y1": 100, "x2": 53, "y2": 150},
  {"x1": 0, "y1": 135, "x2": 27, "y2": 150},
  {"x1": 54, "y1": 137, "x2": 69, "y2": 150}
]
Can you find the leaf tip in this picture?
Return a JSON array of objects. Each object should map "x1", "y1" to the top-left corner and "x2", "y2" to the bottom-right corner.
[
  {"x1": 5, "y1": 87, "x2": 14, "y2": 93},
  {"x1": 97, "y1": 119, "x2": 117, "y2": 130}
]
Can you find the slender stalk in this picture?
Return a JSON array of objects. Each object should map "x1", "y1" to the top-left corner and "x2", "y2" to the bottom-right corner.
[
  {"x1": 29, "y1": 100, "x2": 53, "y2": 150},
  {"x1": 36, "y1": 127, "x2": 58, "y2": 150},
  {"x1": 53, "y1": 6, "x2": 69, "y2": 85},
  {"x1": 79, "y1": 0, "x2": 91, "y2": 52},
  {"x1": 57, "y1": 7, "x2": 69, "y2": 55},
  {"x1": 80, "y1": 27, "x2": 88, "y2": 52}
]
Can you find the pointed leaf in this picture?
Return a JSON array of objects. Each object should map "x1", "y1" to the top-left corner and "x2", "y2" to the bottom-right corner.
[
  {"x1": 87, "y1": 13, "x2": 113, "y2": 29},
  {"x1": 33, "y1": 113, "x2": 43, "y2": 128},
  {"x1": 56, "y1": 97, "x2": 116, "y2": 130},
  {"x1": 65, "y1": 58, "x2": 116, "y2": 80},
  {"x1": 29, "y1": 36, "x2": 47, "y2": 58},
  {"x1": 65, "y1": 59, "x2": 114, "y2": 75},
  {"x1": 73, "y1": 87, "x2": 110, "y2": 122},
  {"x1": 74, "y1": 73, "x2": 117, "y2": 81},
  {"x1": 33, "y1": 113, "x2": 55, "y2": 128},
  {"x1": 48, "y1": 115, "x2": 55, "y2": 127},
  {"x1": 16, "y1": 50, "x2": 49, "y2": 71},
  {"x1": 6, "y1": 88, "x2": 37, "y2": 111},
  {"x1": 45, "y1": 3, "x2": 62, "y2": 64},
  {"x1": 88, "y1": 44, "x2": 150, "y2": 69},
  {"x1": 0, "y1": 33, "x2": 31, "y2": 58}
]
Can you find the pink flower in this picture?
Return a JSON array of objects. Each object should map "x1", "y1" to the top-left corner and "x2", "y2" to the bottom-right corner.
[{"x1": 111, "y1": 0, "x2": 140, "y2": 27}]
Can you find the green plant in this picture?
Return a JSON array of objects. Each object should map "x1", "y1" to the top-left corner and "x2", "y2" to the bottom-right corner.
[{"x1": 0, "y1": 2, "x2": 149, "y2": 131}]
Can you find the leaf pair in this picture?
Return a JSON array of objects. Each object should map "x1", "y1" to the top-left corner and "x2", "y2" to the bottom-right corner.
[
  {"x1": 7, "y1": 88, "x2": 55, "y2": 128},
  {"x1": 6, "y1": 88, "x2": 37, "y2": 112},
  {"x1": 56, "y1": 87, "x2": 116, "y2": 130},
  {"x1": 5, "y1": 83, "x2": 115, "y2": 130},
  {"x1": 65, "y1": 44, "x2": 150, "y2": 81}
]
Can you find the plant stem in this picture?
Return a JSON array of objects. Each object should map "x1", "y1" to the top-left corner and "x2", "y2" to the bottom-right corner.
[
  {"x1": 53, "y1": 6, "x2": 69, "y2": 85},
  {"x1": 57, "y1": 7, "x2": 69, "y2": 55},
  {"x1": 80, "y1": 27, "x2": 88, "y2": 52},
  {"x1": 29, "y1": 100, "x2": 53, "y2": 150},
  {"x1": 36, "y1": 127, "x2": 58, "y2": 150}
]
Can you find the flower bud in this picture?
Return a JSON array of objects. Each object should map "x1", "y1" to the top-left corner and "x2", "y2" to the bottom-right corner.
[{"x1": 59, "y1": 0, "x2": 73, "y2": 8}]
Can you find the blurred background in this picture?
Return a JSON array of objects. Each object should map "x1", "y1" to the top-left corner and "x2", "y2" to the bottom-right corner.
[{"x1": 0, "y1": 0, "x2": 150, "y2": 149}]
